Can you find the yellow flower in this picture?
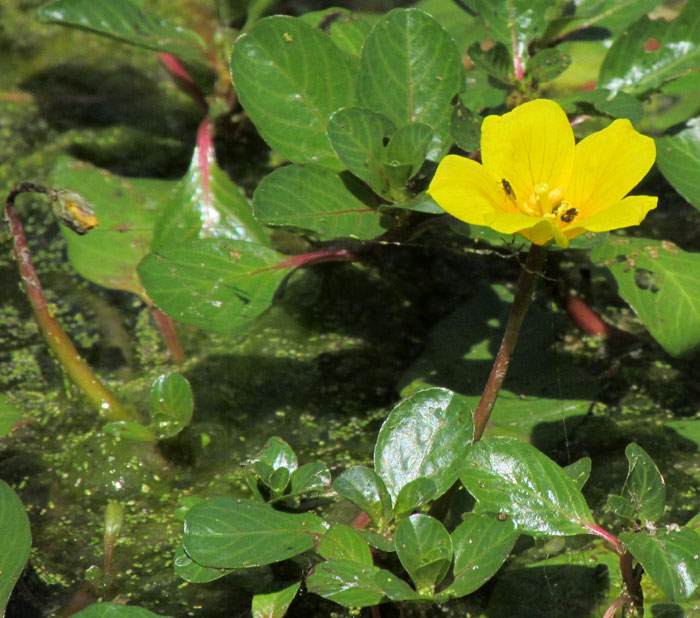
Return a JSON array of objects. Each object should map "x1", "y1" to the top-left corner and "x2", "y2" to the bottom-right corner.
[{"x1": 428, "y1": 99, "x2": 657, "y2": 248}]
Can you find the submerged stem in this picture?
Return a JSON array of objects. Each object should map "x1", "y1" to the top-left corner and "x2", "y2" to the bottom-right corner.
[
  {"x1": 5, "y1": 183, "x2": 136, "y2": 422},
  {"x1": 472, "y1": 243, "x2": 548, "y2": 441}
]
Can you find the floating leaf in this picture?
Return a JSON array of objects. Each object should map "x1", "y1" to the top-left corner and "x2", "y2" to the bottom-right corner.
[
  {"x1": 183, "y1": 497, "x2": 326, "y2": 568},
  {"x1": 251, "y1": 581, "x2": 300, "y2": 618},
  {"x1": 138, "y1": 239, "x2": 288, "y2": 332},
  {"x1": 374, "y1": 387, "x2": 474, "y2": 502},
  {"x1": 231, "y1": 15, "x2": 355, "y2": 168},
  {"x1": 37, "y1": 0, "x2": 208, "y2": 64},
  {"x1": 395, "y1": 514, "x2": 452, "y2": 594},
  {"x1": 599, "y1": 3, "x2": 700, "y2": 96},
  {"x1": 459, "y1": 437, "x2": 596, "y2": 536},
  {"x1": 438, "y1": 513, "x2": 518, "y2": 601},
  {"x1": 317, "y1": 524, "x2": 373, "y2": 565},
  {"x1": 333, "y1": 466, "x2": 393, "y2": 527},
  {"x1": 0, "y1": 481, "x2": 31, "y2": 617},
  {"x1": 149, "y1": 372, "x2": 193, "y2": 439},
  {"x1": 591, "y1": 237, "x2": 700, "y2": 357},
  {"x1": 253, "y1": 163, "x2": 384, "y2": 240},
  {"x1": 621, "y1": 527, "x2": 700, "y2": 601},
  {"x1": 103, "y1": 421, "x2": 156, "y2": 443},
  {"x1": 356, "y1": 8, "x2": 464, "y2": 160},
  {"x1": 657, "y1": 117, "x2": 700, "y2": 211}
]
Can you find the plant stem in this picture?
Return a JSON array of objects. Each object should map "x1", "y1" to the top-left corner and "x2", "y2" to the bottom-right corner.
[
  {"x1": 472, "y1": 243, "x2": 548, "y2": 441},
  {"x1": 5, "y1": 184, "x2": 136, "y2": 422}
]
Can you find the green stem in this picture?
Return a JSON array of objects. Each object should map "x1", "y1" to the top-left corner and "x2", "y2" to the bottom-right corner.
[
  {"x1": 5, "y1": 183, "x2": 136, "y2": 422},
  {"x1": 472, "y1": 243, "x2": 548, "y2": 441}
]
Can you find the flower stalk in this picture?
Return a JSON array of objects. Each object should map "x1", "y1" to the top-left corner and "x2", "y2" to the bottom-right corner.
[{"x1": 5, "y1": 183, "x2": 136, "y2": 422}]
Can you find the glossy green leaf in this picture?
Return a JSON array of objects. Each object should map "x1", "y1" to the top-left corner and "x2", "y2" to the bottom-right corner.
[
  {"x1": 0, "y1": 395, "x2": 23, "y2": 437},
  {"x1": 395, "y1": 514, "x2": 452, "y2": 594},
  {"x1": 37, "y1": 0, "x2": 208, "y2": 63},
  {"x1": 153, "y1": 124, "x2": 269, "y2": 249},
  {"x1": 563, "y1": 457, "x2": 592, "y2": 492},
  {"x1": 138, "y1": 239, "x2": 288, "y2": 332},
  {"x1": 300, "y1": 8, "x2": 371, "y2": 64},
  {"x1": 372, "y1": 570, "x2": 423, "y2": 601},
  {"x1": 599, "y1": 3, "x2": 700, "y2": 96},
  {"x1": 468, "y1": 41, "x2": 512, "y2": 83},
  {"x1": 621, "y1": 527, "x2": 700, "y2": 601},
  {"x1": 525, "y1": 48, "x2": 571, "y2": 84},
  {"x1": 150, "y1": 372, "x2": 193, "y2": 439},
  {"x1": 357, "y1": 530, "x2": 395, "y2": 553},
  {"x1": 620, "y1": 443, "x2": 666, "y2": 523},
  {"x1": 356, "y1": 8, "x2": 464, "y2": 160},
  {"x1": 657, "y1": 117, "x2": 700, "y2": 211},
  {"x1": 306, "y1": 560, "x2": 385, "y2": 607},
  {"x1": 173, "y1": 544, "x2": 230, "y2": 584},
  {"x1": 438, "y1": 513, "x2": 518, "y2": 601},
  {"x1": 0, "y1": 481, "x2": 31, "y2": 617},
  {"x1": 591, "y1": 237, "x2": 700, "y2": 357},
  {"x1": 253, "y1": 164, "x2": 384, "y2": 240},
  {"x1": 459, "y1": 437, "x2": 596, "y2": 536},
  {"x1": 374, "y1": 387, "x2": 474, "y2": 502},
  {"x1": 318, "y1": 524, "x2": 373, "y2": 565},
  {"x1": 230, "y1": 15, "x2": 355, "y2": 168},
  {"x1": 332, "y1": 466, "x2": 393, "y2": 527},
  {"x1": 251, "y1": 581, "x2": 300, "y2": 618},
  {"x1": 608, "y1": 493, "x2": 635, "y2": 520},
  {"x1": 551, "y1": 0, "x2": 661, "y2": 38},
  {"x1": 450, "y1": 102, "x2": 481, "y2": 153},
  {"x1": 562, "y1": 89, "x2": 643, "y2": 125},
  {"x1": 327, "y1": 107, "x2": 395, "y2": 197},
  {"x1": 394, "y1": 478, "x2": 437, "y2": 521},
  {"x1": 288, "y1": 462, "x2": 331, "y2": 497},
  {"x1": 51, "y1": 156, "x2": 172, "y2": 299},
  {"x1": 183, "y1": 497, "x2": 326, "y2": 568},
  {"x1": 254, "y1": 437, "x2": 298, "y2": 474},
  {"x1": 384, "y1": 123, "x2": 433, "y2": 178}
]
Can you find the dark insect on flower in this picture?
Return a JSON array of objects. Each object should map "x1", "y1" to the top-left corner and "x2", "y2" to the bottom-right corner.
[
  {"x1": 501, "y1": 178, "x2": 516, "y2": 200},
  {"x1": 560, "y1": 207, "x2": 579, "y2": 223}
]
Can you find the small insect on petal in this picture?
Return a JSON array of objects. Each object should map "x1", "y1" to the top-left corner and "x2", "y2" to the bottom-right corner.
[
  {"x1": 560, "y1": 207, "x2": 578, "y2": 223},
  {"x1": 501, "y1": 178, "x2": 516, "y2": 200}
]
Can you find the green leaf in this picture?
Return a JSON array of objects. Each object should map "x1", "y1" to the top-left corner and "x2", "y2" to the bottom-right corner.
[
  {"x1": 183, "y1": 497, "x2": 326, "y2": 568},
  {"x1": 251, "y1": 581, "x2": 300, "y2": 618},
  {"x1": 450, "y1": 102, "x2": 481, "y2": 153},
  {"x1": 327, "y1": 107, "x2": 395, "y2": 197},
  {"x1": 153, "y1": 123, "x2": 269, "y2": 249},
  {"x1": 102, "y1": 421, "x2": 156, "y2": 443},
  {"x1": 467, "y1": 41, "x2": 512, "y2": 83},
  {"x1": 620, "y1": 443, "x2": 666, "y2": 523},
  {"x1": 317, "y1": 524, "x2": 373, "y2": 565},
  {"x1": 0, "y1": 395, "x2": 23, "y2": 437},
  {"x1": 459, "y1": 437, "x2": 596, "y2": 536},
  {"x1": 394, "y1": 478, "x2": 437, "y2": 521},
  {"x1": 137, "y1": 239, "x2": 288, "y2": 332},
  {"x1": 254, "y1": 437, "x2": 298, "y2": 474},
  {"x1": 560, "y1": 89, "x2": 643, "y2": 125},
  {"x1": 608, "y1": 494, "x2": 635, "y2": 520},
  {"x1": 0, "y1": 481, "x2": 31, "y2": 616},
  {"x1": 384, "y1": 123, "x2": 433, "y2": 178},
  {"x1": 356, "y1": 8, "x2": 464, "y2": 160},
  {"x1": 50, "y1": 156, "x2": 172, "y2": 299},
  {"x1": 563, "y1": 457, "x2": 592, "y2": 492},
  {"x1": 599, "y1": 3, "x2": 700, "y2": 96},
  {"x1": 288, "y1": 462, "x2": 331, "y2": 497},
  {"x1": 149, "y1": 372, "x2": 193, "y2": 439},
  {"x1": 372, "y1": 570, "x2": 423, "y2": 601},
  {"x1": 173, "y1": 544, "x2": 230, "y2": 584},
  {"x1": 620, "y1": 527, "x2": 700, "y2": 601},
  {"x1": 306, "y1": 560, "x2": 385, "y2": 607},
  {"x1": 253, "y1": 164, "x2": 384, "y2": 240},
  {"x1": 231, "y1": 15, "x2": 355, "y2": 168},
  {"x1": 657, "y1": 117, "x2": 700, "y2": 211},
  {"x1": 438, "y1": 513, "x2": 518, "y2": 601},
  {"x1": 69, "y1": 603, "x2": 171, "y2": 618},
  {"x1": 591, "y1": 237, "x2": 700, "y2": 357},
  {"x1": 374, "y1": 387, "x2": 474, "y2": 502},
  {"x1": 333, "y1": 466, "x2": 393, "y2": 527},
  {"x1": 395, "y1": 514, "x2": 452, "y2": 595},
  {"x1": 525, "y1": 48, "x2": 571, "y2": 84},
  {"x1": 551, "y1": 0, "x2": 661, "y2": 38},
  {"x1": 37, "y1": 0, "x2": 208, "y2": 64},
  {"x1": 300, "y1": 8, "x2": 371, "y2": 64}
]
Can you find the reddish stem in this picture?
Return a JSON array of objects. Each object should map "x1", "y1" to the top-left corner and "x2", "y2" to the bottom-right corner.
[
  {"x1": 153, "y1": 308, "x2": 186, "y2": 365},
  {"x1": 157, "y1": 53, "x2": 209, "y2": 114},
  {"x1": 565, "y1": 295, "x2": 608, "y2": 337}
]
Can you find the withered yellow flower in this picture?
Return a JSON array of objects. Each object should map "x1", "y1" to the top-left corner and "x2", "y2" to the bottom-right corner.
[{"x1": 428, "y1": 99, "x2": 657, "y2": 248}]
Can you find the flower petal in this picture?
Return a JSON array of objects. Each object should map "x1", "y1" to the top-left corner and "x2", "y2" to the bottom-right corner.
[
  {"x1": 427, "y1": 154, "x2": 503, "y2": 226},
  {"x1": 568, "y1": 119, "x2": 656, "y2": 217},
  {"x1": 481, "y1": 99, "x2": 575, "y2": 200},
  {"x1": 577, "y1": 195, "x2": 658, "y2": 232},
  {"x1": 517, "y1": 219, "x2": 567, "y2": 247}
]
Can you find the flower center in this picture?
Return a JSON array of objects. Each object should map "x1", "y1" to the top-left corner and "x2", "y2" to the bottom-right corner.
[{"x1": 516, "y1": 182, "x2": 574, "y2": 223}]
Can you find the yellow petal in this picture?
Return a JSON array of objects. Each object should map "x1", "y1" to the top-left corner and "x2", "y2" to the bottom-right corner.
[
  {"x1": 517, "y1": 219, "x2": 566, "y2": 247},
  {"x1": 427, "y1": 154, "x2": 502, "y2": 226},
  {"x1": 481, "y1": 99, "x2": 575, "y2": 201},
  {"x1": 568, "y1": 119, "x2": 656, "y2": 217},
  {"x1": 578, "y1": 195, "x2": 658, "y2": 232}
]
